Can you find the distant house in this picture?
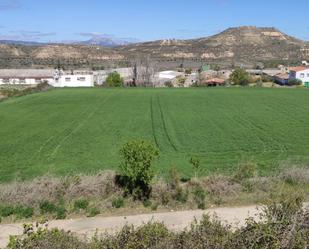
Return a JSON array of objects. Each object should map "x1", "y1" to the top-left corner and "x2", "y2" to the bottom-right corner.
[
  {"x1": 274, "y1": 73, "x2": 289, "y2": 85},
  {"x1": 0, "y1": 69, "x2": 54, "y2": 85},
  {"x1": 289, "y1": 66, "x2": 309, "y2": 87},
  {"x1": 51, "y1": 70, "x2": 94, "y2": 87}
]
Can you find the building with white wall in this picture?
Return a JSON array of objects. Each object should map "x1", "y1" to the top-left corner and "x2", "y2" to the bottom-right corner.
[
  {"x1": 0, "y1": 69, "x2": 54, "y2": 85},
  {"x1": 289, "y1": 66, "x2": 309, "y2": 87},
  {"x1": 51, "y1": 70, "x2": 94, "y2": 87}
]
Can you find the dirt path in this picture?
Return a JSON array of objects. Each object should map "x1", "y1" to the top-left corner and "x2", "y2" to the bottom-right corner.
[{"x1": 0, "y1": 205, "x2": 263, "y2": 248}]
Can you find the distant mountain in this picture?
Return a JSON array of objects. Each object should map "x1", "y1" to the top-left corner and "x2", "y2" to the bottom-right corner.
[
  {"x1": 117, "y1": 26, "x2": 309, "y2": 62},
  {"x1": 78, "y1": 36, "x2": 137, "y2": 47},
  {"x1": 0, "y1": 40, "x2": 44, "y2": 46},
  {"x1": 0, "y1": 26, "x2": 308, "y2": 69}
]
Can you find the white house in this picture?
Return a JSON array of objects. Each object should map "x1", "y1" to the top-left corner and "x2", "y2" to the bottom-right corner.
[
  {"x1": 0, "y1": 69, "x2": 54, "y2": 85},
  {"x1": 289, "y1": 66, "x2": 309, "y2": 87},
  {"x1": 51, "y1": 70, "x2": 94, "y2": 87}
]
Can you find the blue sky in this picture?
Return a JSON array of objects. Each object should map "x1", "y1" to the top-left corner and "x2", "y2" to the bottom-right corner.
[{"x1": 0, "y1": 0, "x2": 309, "y2": 42}]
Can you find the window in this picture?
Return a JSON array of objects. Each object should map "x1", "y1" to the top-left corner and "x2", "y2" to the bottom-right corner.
[
  {"x1": 19, "y1": 78, "x2": 26, "y2": 84},
  {"x1": 77, "y1": 77, "x2": 86, "y2": 81},
  {"x1": 307, "y1": 73, "x2": 309, "y2": 78},
  {"x1": 300, "y1": 73, "x2": 305, "y2": 78},
  {"x1": 35, "y1": 79, "x2": 42, "y2": 83},
  {"x1": 3, "y1": 79, "x2": 9, "y2": 83},
  {"x1": 65, "y1": 77, "x2": 71, "y2": 82}
]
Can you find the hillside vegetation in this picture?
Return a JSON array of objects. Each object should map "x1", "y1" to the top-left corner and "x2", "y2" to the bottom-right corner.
[{"x1": 0, "y1": 88, "x2": 309, "y2": 182}]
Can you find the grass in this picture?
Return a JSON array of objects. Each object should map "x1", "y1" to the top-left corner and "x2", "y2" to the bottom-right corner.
[{"x1": 0, "y1": 87, "x2": 309, "y2": 182}]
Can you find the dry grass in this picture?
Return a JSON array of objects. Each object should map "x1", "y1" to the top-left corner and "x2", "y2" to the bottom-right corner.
[
  {"x1": 0, "y1": 171, "x2": 120, "y2": 207},
  {"x1": 279, "y1": 166, "x2": 309, "y2": 184}
]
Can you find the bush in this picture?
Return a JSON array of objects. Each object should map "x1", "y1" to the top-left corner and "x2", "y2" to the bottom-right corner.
[
  {"x1": 229, "y1": 68, "x2": 251, "y2": 86},
  {"x1": 73, "y1": 199, "x2": 89, "y2": 210},
  {"x1": 280, "y1": 167, "x2": 309, "y2": 184},
  {"x1": 14, "y1": 206, "x2": 34, "y2": 219},
  {"x1": 193, "y1": 187, "x2": 207, "y2": 209},
  {"x1": 112, "y1": 197, "x2": 125, "y2": 209},
  {"x1": 288, "y1": 78, "x2": 302, "y2": 86},
  {"x1": 105, "y1": 71, "x2": 124, "y2": 87},
  {"x1": 233, "y1": 162, "x2": 257, "y2": 182},
  {"x1": 0, "y1": 205, "x2": 34, "y2": 219},
  {"x1": 119, "y1": 140, "x2": 159, "y2": 199},
  {"x1": 174, "y1": 187, "x2": 188, "y2": 204},
  {"x1": 39, "y1": 201, "x2": 57, "y2": 214},
  {"x1": 87, "y1": 207, "x2": 100, "y2": 217},
  {"x1": 55, "y1": 206, "x2": 66, "y2": 219},
  {"x1": 164, "y1": 81, "x2": 173, "y2": 88},
  {"x1": 0, "y1": 205, "x2": 15, "y2": 217}
]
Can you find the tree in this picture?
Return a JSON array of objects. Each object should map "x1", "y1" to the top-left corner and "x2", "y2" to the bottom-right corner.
[
  {"x1": 288, "y1": 78, "x2": 302, "y2": 86},
  {"x1": 229, "y1": 68, "x2": 251, "y2": 86},
  {"x1": 119, "y1": 140, "x2": 159, "y2": 199},
  {"x1": 105, "y1": 71, "x2": 123, "y2": 87}
]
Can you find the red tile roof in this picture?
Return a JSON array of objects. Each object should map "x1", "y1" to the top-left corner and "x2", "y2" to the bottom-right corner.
[{"x1": 289, "y1": 66, "x2": 307, "y2": 72}]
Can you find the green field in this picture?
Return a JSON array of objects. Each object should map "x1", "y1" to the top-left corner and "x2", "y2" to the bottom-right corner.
[{"x1": 1, "y1": 88, "x2": 309, "y2": 182}]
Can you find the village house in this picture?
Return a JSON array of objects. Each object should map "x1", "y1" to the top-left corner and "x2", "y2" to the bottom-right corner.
[
  {"x1": 51, "y1": 70, "x2": 94, "y2": 87},
  {"x1": 0, "y1": 69, "x2": 54, "y2": 85},
  {"x1": 289, "y1": 66, "x2": 309, "y2": 87},
  {"x1": 0, "y1": 69, "x2": 94, "y2": 87}
]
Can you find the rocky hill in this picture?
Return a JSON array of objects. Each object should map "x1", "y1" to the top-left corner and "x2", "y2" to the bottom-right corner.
[{"x1": 0, "y1": 26, "x2": 308, "y2": 69}]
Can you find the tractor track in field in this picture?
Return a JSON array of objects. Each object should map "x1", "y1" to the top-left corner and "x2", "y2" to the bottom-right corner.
[
  {"x1": 48, "y1": 94, "x2": 114, "y2": 159},
  {"x1": 156, "y1": 94, "x2": 178, "y2": 152},
  {"x1": 150, "y1": 96, "x2": 160, "y2": 149}
]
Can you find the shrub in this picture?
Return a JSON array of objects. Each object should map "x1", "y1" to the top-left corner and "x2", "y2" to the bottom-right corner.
[
  {"x1": 105, "y1": 71, "x2": 124, "y2": 87},
  {"x1": 288, "y1": 78, "x2": 302, "y2": 86},
  {"x1": 55, "y1": 206, "x2": 66, "y2": 219},
  {"x1": 143, "y1": 199, "x2": 152, "y2": 208},
  {"x1": 73, "y1": 199, "x2": 89, "y2": 210},
  {"x1": 164, "y1": 81, "x2": 173, "y2": 88},
  {"x1": 229, "y1": 68, "x2": 251, "y2": 86},
  {"x1": 189, "y1": 156, "x2": 201, "y2": 178},
  {"x1": 0, "y1": 205, "x2": 34, "y2": 219},
  {"x1": 14, "y1": 206, "x2": 34, "y2": 219},
  {"x1": 119, "y1": 140, "x2": 159, "y2": 199},
  {"x1": 87, "y1": 207, "x2": 100, "y2": 217},
  {"x1": 193, "y1": 187, "x2": 207, "y2": 209},
  {"x1": 233, "y1": 162, "x2": 257, "y2": 182},
  {"x1": 112, "y1": 197, "x2": 125, "y2": 209},
  {"x1": 39, "y1": 201, "x2": 57, "y2": 214},
  {"x1": 0, "y1": 205, "x2": 15, "y2": 217},
  {"x1": 280, "y1": 166, "x2": 309, "y2": 184},
  {"x1": 174, "y1": 187, "x2": 188, "y2": 204},
  {"x1": 168, "y1": 167, "x2": 180, "y2": 190}
]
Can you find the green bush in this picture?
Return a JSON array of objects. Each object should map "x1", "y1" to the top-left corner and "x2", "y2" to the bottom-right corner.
[
  {"x1": 73, "y1": 199, "x2": 89, "y2": 210},
  {"x1": 229, "y1": 68, "x2": 251, "y2": 86},
  {"x1": 193, "y1": 187, "x2": 207, "y2": 209},
  {"x1": 174, "y1": 187, "x2": 188, "y2": 204},
  {"x1": 112, "y1": 197, "x2": 125, "y2": 209},
  {"x1": 106, "y1": 71, "x2": 124, "y2": 87},
  {"x1": 14, "y1": 206, "x2": 34, "y2": 219},
  {"x1": 87, "y1": 207, "x2": 100, "y2": 217},
  {"x1": 55, "y1": 206, "x2": 66, "y2": 219},
  {"x1": 119, "y1": 139, "x2": 159, "y2": 199},
  {"x1": 39, "y1": 201, "x2": 57, "y2": 214},
  {"x1": 0, "y1": 205, "x2": 34, "y2": 219}
]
